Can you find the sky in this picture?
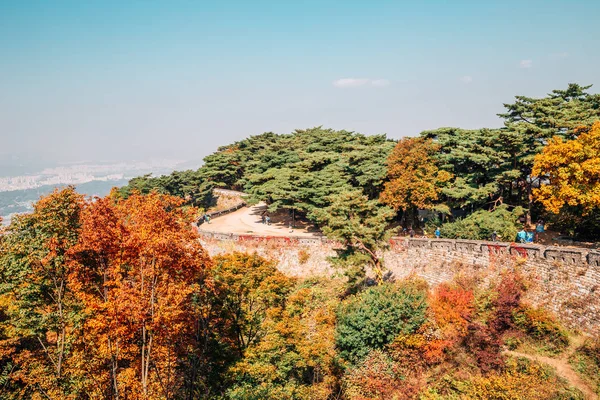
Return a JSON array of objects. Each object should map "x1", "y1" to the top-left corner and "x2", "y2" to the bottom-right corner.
[{"x1": 1, "y1": 0, "x2": 599, "y2": 166}]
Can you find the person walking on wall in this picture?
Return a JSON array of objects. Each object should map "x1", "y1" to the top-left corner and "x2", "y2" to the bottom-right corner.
[
  {"x1": 526, "y1": 230, "x2": 534, "y2": 243},
  {"x1": 516, "y1": 228, "x2": 527, "y2": 243},
  {"x1": 535, "y1": 219, "x2": 545, "y2": 242}
]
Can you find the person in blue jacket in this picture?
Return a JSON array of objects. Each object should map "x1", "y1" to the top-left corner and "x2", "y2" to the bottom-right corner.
[
  {"x1": 516, "y1": 228, "x2": 527, "y2": 243},
  {"x1": 526, "y1": 231, "x2": 534, "y2": 243}
]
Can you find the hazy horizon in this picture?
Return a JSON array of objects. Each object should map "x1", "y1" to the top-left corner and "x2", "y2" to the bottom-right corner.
[{"x1": 2, "y1": 0, "x2": 599, "y2": 166}]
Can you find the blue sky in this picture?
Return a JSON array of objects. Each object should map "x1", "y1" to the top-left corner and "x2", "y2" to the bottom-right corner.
[{"x1": 1, "y1": 0, "x2": 599, "y2": 165}]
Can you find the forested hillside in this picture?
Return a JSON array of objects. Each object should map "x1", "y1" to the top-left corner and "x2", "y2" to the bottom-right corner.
[
  {"x1": 4, "y1": 83, "x2": 597, "y2": 398},
  {"x1": 1, "y1": 188, "x2": 597, "y2": 399},
  {"x1": 122, "y1": 83, "x2": 600, "y2": 240}
]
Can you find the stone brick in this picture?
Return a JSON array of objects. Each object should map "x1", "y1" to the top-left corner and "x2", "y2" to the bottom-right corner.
[{"x1": 198, "y1": 232, "x2": 600, "y2": 334}]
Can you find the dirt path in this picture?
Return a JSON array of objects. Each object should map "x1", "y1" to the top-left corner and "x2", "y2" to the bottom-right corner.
[
  {"x1": 504, "y1": 336, "x2": 597, "y2": 400},
  {"x1": 199, "y1": 202, "x2": 321, "y2": 238}
]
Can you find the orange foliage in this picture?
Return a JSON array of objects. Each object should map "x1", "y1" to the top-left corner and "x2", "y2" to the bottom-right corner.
[
  {"x1": 389, "y1": 332, "x2": 443, "y2": 367},
  {"x1": 0, "y1": 187, "x2": 85, "y2": 398},
  {"x1": 429, "y1": 283, "x2": 474, "y2": 338},
  {"x1": 390, "y1": 283, "x2": 475, "y2": 365},
  {"x1": 380, "y1": 137, "x2": 451, "y2": 211},
  {"x1": 69, "y1": 192, "x2": 212, "y2": 399}
]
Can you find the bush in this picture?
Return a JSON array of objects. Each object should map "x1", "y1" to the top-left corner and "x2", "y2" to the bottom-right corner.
[
  {"x1": 569, "y1": 338, "x2": 600, "y2": 395},
  {"x1": 463, "y1": 322, "x2": 505, "y2": 373},
  {"x1": 429, "y1": 283, "x2": 475, "y2": 337},
  {"x1": 297, "y1": 248, "x2": 310, "y2": 265},
  {"x1": 335, "y1": 280, "x2": 428, "y2": 363},
  {"x1": 452, "y1": 357, "x2": 585, "y2": 399},
  {"x1": 489, "y1": 270, "x2": 526, "y2": 335},
  {"x1": 342, "y1": 349, "x2": 422, "y2": 399},
  {"x1": 439, "y1": 205, "x2": 524, "y2": 241},
  {"x1": 512, "y1": 306, "x2": 570, "y2": 354}
]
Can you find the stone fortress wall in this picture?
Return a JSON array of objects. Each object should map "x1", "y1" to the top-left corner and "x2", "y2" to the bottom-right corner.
[
  {"x1": 197, "y1": 189, "x2": 599, "y2": 333},
  {"x1": 199, "y1": 231, "x2": 600, "y2": 334}
]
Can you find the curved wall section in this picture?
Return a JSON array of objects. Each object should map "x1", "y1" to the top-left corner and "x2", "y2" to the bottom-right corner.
[{"x1": 198, "y1": 232, "x2": 600, "y2": 334}]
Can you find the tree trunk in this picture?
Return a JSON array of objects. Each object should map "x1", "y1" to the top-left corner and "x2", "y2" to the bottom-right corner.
[
  {"x1": 355, "y1": 240, "x2": 384, "y2": 284},
  {"x1": 55, "y1": 278, "x2": 65, "y2": 379},
  {"x1": 526, "y1": 181, "x2": 533, "y2": 226}
]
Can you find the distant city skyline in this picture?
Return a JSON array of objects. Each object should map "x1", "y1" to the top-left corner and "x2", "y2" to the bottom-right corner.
[
  {"x1": 0, "y1": 159, "x2": 184, "y2": 191},
  {"x1": 1, "y1": 0, "x2": 599, "y2": 165}
]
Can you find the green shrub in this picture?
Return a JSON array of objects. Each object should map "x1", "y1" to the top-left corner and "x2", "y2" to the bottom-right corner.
[
  {"x1": 439, "y1": 205, "x2": 524, "y2": 241},
  {"x1": 335, "y1": 280, "x2": 427, "y2": 363}
]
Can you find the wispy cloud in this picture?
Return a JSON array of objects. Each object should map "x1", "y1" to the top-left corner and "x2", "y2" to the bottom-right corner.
[
  {"x1": 332, "y1": 78, "x2": 390, "y2": 88},
  {"x1": 519, "y1": 59, "x2": 533, "y2": 68},
  {"x1": 459, "y1": 75, "x2": 473, "y2": 84},
  {"x1": 550, "y1": 52, "x2": 569, "y2": 59}
]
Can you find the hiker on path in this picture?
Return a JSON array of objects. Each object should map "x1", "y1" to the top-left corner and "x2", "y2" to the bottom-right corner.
[
  {"x1": 434, "y1": 227, "x2": 441, "y2": 239},
  {"x1": 204, "y1": 214, "x2": 211, "y2": 224},
  {"x1": 265, "y1": 215, "x2": 271, "y2": 226},
  {"x1": 409, "y1": 228, "x2": 415, "y2": 238},
  {"x1": 491, "y1": 231, "x2": 498, "y2": 242}
]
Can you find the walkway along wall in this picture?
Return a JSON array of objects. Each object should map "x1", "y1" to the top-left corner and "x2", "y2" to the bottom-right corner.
[
  {"x1": 198, "y1": 231, "x2": 600, "y2": 334},
  {"x1": 198, "y1": 189, "x2": 247, "y2": 225}
]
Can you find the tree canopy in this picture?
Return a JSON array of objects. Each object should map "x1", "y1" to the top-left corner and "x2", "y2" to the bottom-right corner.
[
  {"x1": 245, "y1": 128, "x2": 394, "y2": 219},
  {"x1": 119, "y1": 82, "x2": 600, "y2": 240},
  {"x1": 0, "y1": 187, "x2": 591, "y2": 399},
  {"x1": 380, "y1": 137, "x2": 452, "y2": 214},
  {"x1": 532, "y1": 121, "x2": 600, "y2": 215},
  {"x1": 313, "y1": 190, "x2": 396, "y2": 285}
]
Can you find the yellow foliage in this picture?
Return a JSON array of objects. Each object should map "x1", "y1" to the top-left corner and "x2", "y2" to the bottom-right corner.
[
  {"x1": 454, "y1": 357, "x2": 583, "y2": 399},
  {"x1": 228, "y1": 279, "x2": 340, "y2": 399},
  {"x1": 418, "y1": 357, "x2": 583, "y2": 399},
  {"x1": 532, "y1": 120, "x2": 600, "y2": 214}
]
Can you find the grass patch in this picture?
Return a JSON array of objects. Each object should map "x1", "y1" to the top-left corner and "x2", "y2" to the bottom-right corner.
[{"x1": 569, "y1": 338, "x2": 600, "y2": 395}]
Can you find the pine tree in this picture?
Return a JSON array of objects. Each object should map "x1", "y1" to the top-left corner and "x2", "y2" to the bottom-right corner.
[{"x1": 313, "y1": 190, "x2": 395, "y2": 285}]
